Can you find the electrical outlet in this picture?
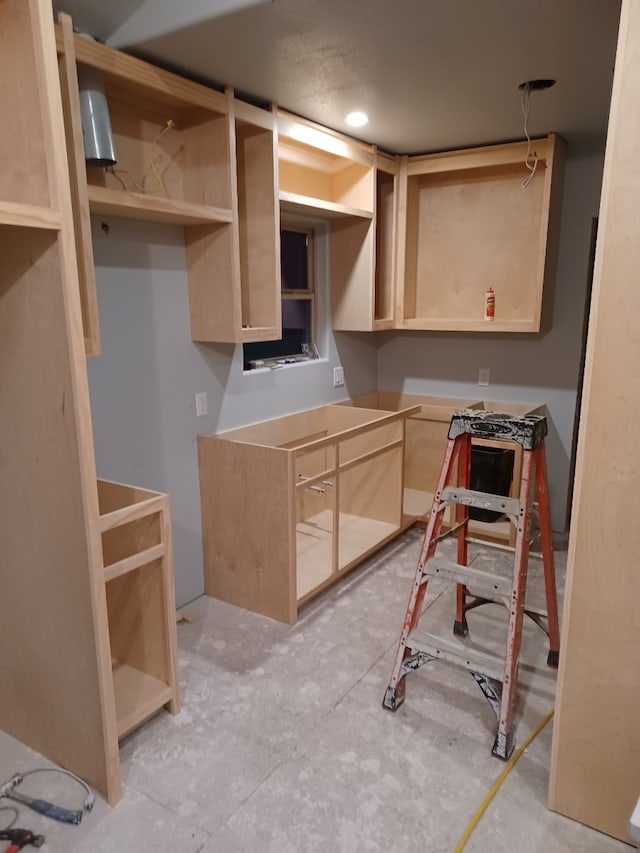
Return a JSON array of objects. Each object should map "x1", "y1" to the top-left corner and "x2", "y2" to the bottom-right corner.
[
  {"x1": 333, "y1": 366, "x2": 345, "y2": 388},
  {"x1": 478, "y1": 368, "x2": 490, "y2": 387},
  {"x1": 195, "y1": 392, "x2": 208, "y2": 417}
]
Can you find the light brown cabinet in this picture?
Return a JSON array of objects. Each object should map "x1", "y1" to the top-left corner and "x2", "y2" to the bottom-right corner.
[
  {"x1": 55, "y1": 17, "x2": 280, "y2": 348},
  {"x1": 0, "y1": 0, "x2": 179, "y2": 805},
  {"x1": 395, "y1": 135, "x2": 566, "y2": 332},
  {"x1": 277, "y1": 111, "x2": 397, "y2": 332},
  {"x1": 343, "y1": 394, "x2": 545, "y2": 545},
  {"x1": 198, "y1": 404, "x2": 416, "y2": 623}
]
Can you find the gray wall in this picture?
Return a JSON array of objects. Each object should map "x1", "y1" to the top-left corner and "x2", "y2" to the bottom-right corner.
[
  {"x1": 87, "y1": 218, "x2": 377, "y2": 607},
  {"x1": 377, "y1": 148, "x2": 605, "y2": 531}
]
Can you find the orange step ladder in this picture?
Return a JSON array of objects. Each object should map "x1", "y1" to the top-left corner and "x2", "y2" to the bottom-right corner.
[{"x1": 382, "y1": 410, "x2": 560, "y2": 759}]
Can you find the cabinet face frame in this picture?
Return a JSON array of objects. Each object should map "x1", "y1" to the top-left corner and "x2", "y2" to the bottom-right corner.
[
  {"x1": 395, "y1": 135, "x2": 565, "y2": 333},
  {"x1": 373, "y1": 153, "x2": 399, "y2": 330}
]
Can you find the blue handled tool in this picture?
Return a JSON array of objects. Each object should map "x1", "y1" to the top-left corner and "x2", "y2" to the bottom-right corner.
[{"x1": 0, "y1": 775, "x2": 82, "y2": 826}]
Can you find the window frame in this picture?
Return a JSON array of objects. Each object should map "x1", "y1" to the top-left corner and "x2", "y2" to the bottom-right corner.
[{"x1": 243, "y1": 221, "x2": 319, "y2": 370}]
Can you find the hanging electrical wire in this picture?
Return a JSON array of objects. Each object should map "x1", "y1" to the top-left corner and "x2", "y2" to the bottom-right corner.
[{"x1": 521, "y1": 81, "x2": 538, "y2": 189}]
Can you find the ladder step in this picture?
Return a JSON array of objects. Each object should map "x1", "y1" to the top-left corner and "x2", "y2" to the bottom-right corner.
[
  {"x1": 441, "y1": 486, "x2": 519, "y2": 517},
  {"x1": 408, "y1": 630, "x2": 505, "y2": 683},
  {"x1": 425, "y1": 557, "x2": 512, "y2": 598}
]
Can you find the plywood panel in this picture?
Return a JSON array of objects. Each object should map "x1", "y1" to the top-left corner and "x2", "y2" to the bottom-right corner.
[
  {"x1": 549, "y1": 0, "x2": 640, "y2": 842},
  {"x1": 413, "y1": 167, "x2": 544, "y2": 322},
  {"x1": 331, "y1": 216, "x2": 375, "y2": 330},
  {"x1": 218, "y1": 407, "x2": 330, "y2": 448},
  {"x1": 199, "y1": 437, "x2": 295, "y2": 623},
  {"x1": 0, "y1": 0, "x2": 49, "y2": 208},
  {"x1": 340, "y1": 446, "x2": 403, "y2": 526},
  {"x1": 185, "y1": 221, "x2": 240, "y2": 342},
  {"x1": 0, "y1": 226, "x2": 114, "y2": 795},
  {"x1": 375, "y1": 169, "x2": 396, "y2": 322},
  {"x1": 236, "y1": 116, "x2": 280, "y2": 331}
]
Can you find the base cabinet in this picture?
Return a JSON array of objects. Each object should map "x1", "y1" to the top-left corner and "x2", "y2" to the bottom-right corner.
[
  {"x1": 343, "y1": 394, "x2": 545, "y2": 544},
  {"x1": 198, "y1": 404, "x2": 416, "y2": 623}
]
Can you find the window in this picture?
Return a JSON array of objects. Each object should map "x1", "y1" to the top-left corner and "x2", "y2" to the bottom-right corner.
[{"x1": 243, "y1": 225, "x2": 317, "y2": 370}]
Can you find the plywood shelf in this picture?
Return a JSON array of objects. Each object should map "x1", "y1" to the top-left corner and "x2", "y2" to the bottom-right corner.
[
  {"x1": 279, "y1": 191, "x2": 374, "y2": 220},
  {"x1": 0, "y1": 202, "x2": 62, "y2": 231},
  {"x1": 112, "y1": 662, "x2": 174, "y2": 740},
  {"x1": 88, "y1": 185, "x2": 234, "y2": 226}
]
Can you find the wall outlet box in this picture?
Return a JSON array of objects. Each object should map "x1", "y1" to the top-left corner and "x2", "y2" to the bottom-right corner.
[
  {"x1": 478, "y1": 368, "x2": 490, "y2": 387},
  {"x1": 195, "y1": 392, "x2": 208, "y2": 417},
  {"x1": 333, "y1": 366, "x2": 345, "y2": 388}
]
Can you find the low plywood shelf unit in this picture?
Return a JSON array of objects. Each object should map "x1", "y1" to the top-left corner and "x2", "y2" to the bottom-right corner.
[
  {"x1": 198, "y1": 404, "x2": 417, "y2": 623},
  {"x1": 98, "y1": 479, "x2": 180, "y2": 740},
  {"x1": 396, "y1": 135, "x2": 565, "y2": 332}
]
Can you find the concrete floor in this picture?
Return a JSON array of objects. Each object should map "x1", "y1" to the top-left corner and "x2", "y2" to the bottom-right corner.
[{"x1": 0, "y1": 527, "x2": 632, "y2": 852}]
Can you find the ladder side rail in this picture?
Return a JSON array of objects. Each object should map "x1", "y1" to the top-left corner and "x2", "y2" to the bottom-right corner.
[{"x1": 495, "y1": 447, "x2": 535, "y2": 758}]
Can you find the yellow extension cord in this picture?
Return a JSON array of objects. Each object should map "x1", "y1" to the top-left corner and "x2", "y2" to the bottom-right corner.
[{"x1": 454, "y1": 708, "x2": 555, "y2": 852}]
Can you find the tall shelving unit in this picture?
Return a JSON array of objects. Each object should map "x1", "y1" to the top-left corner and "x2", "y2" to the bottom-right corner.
[{"x1": 0, "y1": 0, "x2": 179, "y2": 805}]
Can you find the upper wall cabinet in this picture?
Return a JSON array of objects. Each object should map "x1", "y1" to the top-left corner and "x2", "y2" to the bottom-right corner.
[
  {"x1": 55, "y1": 17, "x2": 280, "y2": 348},
  {"x1": 395, "y1": 134, "x2": 566, "y2": 333},
  {"x1": 277, "y1": 110, "x2": 376, "y2": 218},
  {"x1": 188, "y1": 98, "x2": 280, "y2": 343},
  {"x1": 331, "y1": 151, "x2": 399, "y2": 332},
  {"x1": 276, "y1": 111, "x2": 399, "y2": 332}
]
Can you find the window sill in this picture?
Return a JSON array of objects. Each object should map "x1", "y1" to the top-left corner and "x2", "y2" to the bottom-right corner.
[{"x1": 243, "y1": 356, "x2": 326, "y2": 376}]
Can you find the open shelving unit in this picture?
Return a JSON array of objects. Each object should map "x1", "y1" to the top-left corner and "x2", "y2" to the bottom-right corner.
[
  {"x1": 395, "y1": 135, "x2": 566, "y2": 332},
  {"x1": 198, "y1": 404, "x2": 416, "y2": 623},
  {"x1": 98, "y1": 480, "x2": 179, "y2": 739},
  {"x1": 55, "y1": 16, "x2": 280, "y2": 347}
]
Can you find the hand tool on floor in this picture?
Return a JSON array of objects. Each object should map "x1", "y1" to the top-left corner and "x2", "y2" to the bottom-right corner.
[
  {"x1": 0, "y1": 828, "x2": 45, "y2": 851},
  {"x1": 0, "y1": 775, "x2": 82, "y2": 826},
  {"x1": 382, "y1": 410, "x2": 560, "y2": 759}
]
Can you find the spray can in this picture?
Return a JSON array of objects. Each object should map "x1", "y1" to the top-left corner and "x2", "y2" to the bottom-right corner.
[{"x1": 485, "y1": 287, "x2": 495, "y2": 320}]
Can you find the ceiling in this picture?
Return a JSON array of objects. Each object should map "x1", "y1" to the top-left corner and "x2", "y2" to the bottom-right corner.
[{"x1": 53, "y1": 0, "x2": 621, "y2": 156}]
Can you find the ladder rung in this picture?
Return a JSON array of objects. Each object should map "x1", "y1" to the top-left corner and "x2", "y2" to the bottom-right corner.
[
  {"x1": 441, "y1": 487, "x2": 519, "y2": 517},
  {"x1": 408, "y1": 630, "x2": 505, "y2": 683},
  {"x1": 425, "y1": 557, "x2": 512, "y2": 598}
]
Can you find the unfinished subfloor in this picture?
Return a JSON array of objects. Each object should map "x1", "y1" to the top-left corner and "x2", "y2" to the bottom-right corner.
[{"x1": 0, "y1": 527, "x2": 630, "y2": 852}]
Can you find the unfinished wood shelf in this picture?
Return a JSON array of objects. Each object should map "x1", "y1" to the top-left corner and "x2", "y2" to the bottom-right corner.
[
  {"x1": 395, "y1": 135, "x2": 566, "y2": 332},
  {"x1": 198, "y1": 404, "x2": 416, "y2": 623}
]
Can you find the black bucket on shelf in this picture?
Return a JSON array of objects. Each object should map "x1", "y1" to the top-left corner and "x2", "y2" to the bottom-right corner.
[{"x1": 469, "y1": 445, "x2": 515, "y2": 522}]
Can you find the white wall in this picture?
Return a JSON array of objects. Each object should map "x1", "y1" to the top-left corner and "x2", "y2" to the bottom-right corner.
[
  {"x1": 377, "y1": 148, "x2": 605, "y2": 531},
  {"x1": 87, "y1": 218, "x2": 378, "y2": 607}
]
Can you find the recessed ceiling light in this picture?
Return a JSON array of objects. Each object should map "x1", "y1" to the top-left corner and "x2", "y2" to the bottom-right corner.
[{"x1": 345, "y1": 111, "x2": 369, "y2": 127}]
